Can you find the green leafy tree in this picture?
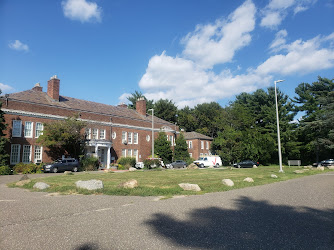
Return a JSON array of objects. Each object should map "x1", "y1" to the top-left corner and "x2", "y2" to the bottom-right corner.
[
  {"x1": 154, "y1": 131, "x2": 173, "y2": 163},
  {"x1": 293, "y1": 77, "x2": 334, "y2": 163},
  {"x1": 174, "y1": 133, "x2": 189, "y2": 161},
  {"x1": 0, "y1": 90, "x2": 9, "y2": 165},
  {"x1": 177, "y1": 106, "x2": 197, "y2": 132},
  {"x1": 37, "y1": 116, "x2": 87, "y2": 160},
  {"x1": 153, "y1": 99, "x2": 177, "y2": 123},
  {"x1": 127, "y1": 91, "x2": 153, "y2": 111}
]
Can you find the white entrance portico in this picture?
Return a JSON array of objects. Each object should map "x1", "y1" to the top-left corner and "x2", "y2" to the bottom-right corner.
[{"x1": 85, "y1": 140, "x2": 112, "y2": 169}]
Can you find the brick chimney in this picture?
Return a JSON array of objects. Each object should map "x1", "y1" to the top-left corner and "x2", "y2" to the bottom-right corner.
[
  {"x1": 118, "y1": 103, "x2": 128, "y2": 108},
  {"x1": 136, "y1": 97, "x2": 146, "y2": 116},
  {"x1": 47, "y1": 75, "x2": 60, "y2": 101},
  {"x1": 32, "y1": 83, "x2": 43, "y2": 92}
]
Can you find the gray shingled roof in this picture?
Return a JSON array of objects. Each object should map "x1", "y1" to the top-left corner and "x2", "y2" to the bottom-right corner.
[
  {"x1": 4, "y1": 89, "x2": 174, "y2": 126},
  {"x1": 183, "y1": 131, "x2": 213, "y2": 140}
]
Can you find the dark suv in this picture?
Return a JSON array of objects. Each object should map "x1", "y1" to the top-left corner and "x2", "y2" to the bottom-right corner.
[{"x1": 43, "y1": 158, "x2": 79, "y2": 173}]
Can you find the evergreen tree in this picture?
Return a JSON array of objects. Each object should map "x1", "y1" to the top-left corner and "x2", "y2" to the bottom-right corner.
[
  {"x1": 153, "y1": 99, "x2": 177, "y2": 123},
  {"x1": 0, "y1": 90, "x2": 9, "y2": 165},
  {"x1": 127, "y1": 91, "x2": 153, "y2": 111},
  {"x1": 154, "y1": 131, "x2": 173, "y2": 163},
  {"x1": 174, "y1": 133, "x2": 190, "y2": 161}
]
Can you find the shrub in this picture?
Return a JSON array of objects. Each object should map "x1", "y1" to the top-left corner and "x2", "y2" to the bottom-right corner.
[
  {"x1": 13, "y1": 163, "x2": 40, "y2": 174},
  {"x1": 0, "y1": 165, "x2": 11, "y2": 175},
  {"x1": 117, "y1": 157, "x2": 136, "y2": 170},
  {"x1": 81, "y1": 156, "x2": 99, "y2": 171},
  {"x1": 143, "y1": 159, "x2": 161, "y2": 169},
  {"x1": 117, "y1": 164, "x2": 126, "y2": 170}
]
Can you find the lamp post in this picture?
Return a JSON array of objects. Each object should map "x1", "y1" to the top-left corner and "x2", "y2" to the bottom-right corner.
[
  {"x1": 274, "y1": 80, "x2": 285, "y2": 173},
  {"x1": 148, "y1": 108, "x2": 154, "y2": 159}
]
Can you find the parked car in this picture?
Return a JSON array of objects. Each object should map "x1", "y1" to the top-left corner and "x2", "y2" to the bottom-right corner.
[
  {"x1": 194, "y1": 155, "x2": 222, "y2": 168},
  {"x1": 233, "y1": 160, "x2": 259, "y2": 168},
  {"x1": 135, "y1": 162, "x2": 144, "y2": 169},
  {"x1": 42, "y1": 158, "x2": 79, "y2": 173},
  {"x1": 320, "y1": 159, "x2": 334, "y2": 167},
  {"x1": 166, "y1": 160, "x2": 187, "y2": 169}
]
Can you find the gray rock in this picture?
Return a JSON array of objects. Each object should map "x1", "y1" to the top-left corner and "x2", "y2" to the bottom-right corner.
[
  {"x1": 187, "y1": 163, "x2": 198, "y2": 169},
  {"x1": 271, "y1": 174, "x2": 278, "y2": 178},
  {"x1": 129, "y1": 167, "x2": 137, "y2": 171},
  {"x1": 222, "y1": 179, "x2": 234, "y2": 187},
  {"x1": 64, "y1": 171, "x2": 73, "y2": 175},
  {"x1": 118, "y1": 179, "x2": 138, "y2": 188},
  {"x1": 304, "y1": 165, "x2": 313, "y2": 169},
  {"x1": 76, "y1": 179, "x2": 104, "y2": 190},
  {"x1": 252, "y1": 165, "x2": 258, "y2": 168},
  {"x1": 243, "y1": 177, "x2": 254, "y2": 182},
  {"x1": 20, "y1": 174, "x2": 29, "y2": 181},
  {"x1": 33, "y1": 182, "x2": 50, "y2": 190},
  {"x1": 327, "y1": 165, "x2": 334, "y2": 170},
  {"x1": 317, "y1": 166, "x2": 325, "y2": 171},
  {"x1": 178, "y1": 183, "x2": 201, "y2": 192},
  {"x1": 294, "y1": 170, "x2": 305, "y2": 174}
]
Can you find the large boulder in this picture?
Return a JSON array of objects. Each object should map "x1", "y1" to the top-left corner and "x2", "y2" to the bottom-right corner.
[
  {"x1": 271, "y1": 174, "x2": 278, "y2": 179},
  {"x1": 187, "y1": 163, "x2": 198, "y2": 170},
  {"x1": 222, "y1": 179, "x2": 234, "y2": 187},
  {"x1": 178, "y1": 183, "x2": 201, "y2": 192},
  {"x1": 243, "y1": 177, "x2": 254, "y2": 183},
  {"x1": 33, "y1": 182, "x2": 50, "y2": 190},
  {"x1": 118, "y1": 179, "x2": 138, "y2": 188},
  {"x1": 317, "y1": 166, "x2": 325, "y2": 171},
  {"x1": 129, "y1": 167, "x2": 137, "y2": 172},
  {"x1": 76, "y1": 179, "x2": 104, "y2": 190}
]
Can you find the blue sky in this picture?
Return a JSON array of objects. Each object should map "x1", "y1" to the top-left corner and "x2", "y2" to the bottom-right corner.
[{"x1": 1, "y1": 0, "x2": 334, "y2": 109}]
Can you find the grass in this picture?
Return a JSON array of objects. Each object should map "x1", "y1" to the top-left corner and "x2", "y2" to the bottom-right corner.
[{"x1": 8, "y1": 165, "x2": 333, "y2": 197}]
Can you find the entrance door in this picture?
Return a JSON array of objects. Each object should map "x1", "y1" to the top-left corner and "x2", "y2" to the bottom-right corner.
[{"x1": 100, "y1": 148, "x2": 106, "y2": 168}]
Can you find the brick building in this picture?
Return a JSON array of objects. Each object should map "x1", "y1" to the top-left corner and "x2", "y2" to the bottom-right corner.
[
  {"x1": 183, "y1": 131, "x2": 213, "y2": 160},
  {"x1": 0, "y1": 76, "x2": 178, "y2": 168}
]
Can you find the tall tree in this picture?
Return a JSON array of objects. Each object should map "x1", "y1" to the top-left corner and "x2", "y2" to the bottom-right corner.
[
  {"x1": 0, "y1": 90, "x2": 9, "y2": 165},
  {"x1": 37, "y1": 116, "x2": 87, "y2": 160},
  {"x1": 153, "y1": 99, "x2": 177, "y2": 123},
  {"x1": 293, "y1": 77, "x2": 334, "y2": 163},
  {"x1": 177, "y1": 106, "x2": 197, "y2": 132},
  {"x1": 174, "y1": 133, "x2": 190, "y2": 161},
  {"x1": 154, "y1": 131, "x2": 173, "y2": 163},
  {"x1": 127, "y1": 91, "x2": 153, "y2": 111}
]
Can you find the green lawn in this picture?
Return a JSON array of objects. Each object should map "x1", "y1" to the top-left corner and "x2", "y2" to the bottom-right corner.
[{"x1": 9, "y1": 165, "x2": 332, "y2": 197}]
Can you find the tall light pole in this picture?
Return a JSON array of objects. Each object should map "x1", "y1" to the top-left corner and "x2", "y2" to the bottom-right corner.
[
  {"x1": 275, "y1": 80, "x2": 285, "y2": 173},
  {"x1": 148, "y1": 109, "x2": 154, "y2": 159}
]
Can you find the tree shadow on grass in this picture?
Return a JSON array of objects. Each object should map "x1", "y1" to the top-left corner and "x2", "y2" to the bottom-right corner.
[{"x1": 145, "y1": 197, "x2": 334, "y2": 249}]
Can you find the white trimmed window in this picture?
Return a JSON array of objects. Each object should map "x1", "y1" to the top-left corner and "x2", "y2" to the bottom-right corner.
[
  {"x1": 92, "y1": 128, "x2": 98, "y2": 139},
  {"x1": 122, "y1": 131, "x2": 127, "y2": 143},
  {"x1": 34, "y1": 146, "x2": 42, "y2": 163},
  {"x1": 133, "y1": 149, "x2": 138, "y2": 161},
  {"x1": 85, "y1": 128, "x2": 91, "y2": 139},
  {"x1": 128, "y1": 132, "x2": 133, "y2": 144},
  {"x1": 35, "y1": 122, "x2": 43, "y2": 138},
  {"x1": 22, "y1": 145, "x2": 32, "y2": 163},
  {"x1": 206, "y1": 141, "x2": 209, "y2": 150},
  {"x1": 134, "y1": 133, "x2": 138, "y2": 144},
  {"x1": 201, "y1": 141, "x2": 204, "y2": 149},
  {"x1": 127, "y1": 149, "x2": 132, "y2": 157},
  {"x1": 122, "y1": 149, "x2": 126, "y2": 157},
  {"x1": 24, "y1": 121, "x2": 33, "y2": 138},
  {"x1": 99, "y1": 129, "x2": 106, "y2": 139},
  {"x1": 12, "y1": 120, "x2": 22, "y2": 137},
  {"x1": 189, "y1": 141, "x2": 193, "y2": 149},
  {"x1": 10, "y1": 144, "x2": 21, "y2": 164}
]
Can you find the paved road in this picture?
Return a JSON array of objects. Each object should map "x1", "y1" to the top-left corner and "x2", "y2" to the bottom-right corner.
[{"x1": 0, "y1": 172, "x2": 333, "y2": 249}]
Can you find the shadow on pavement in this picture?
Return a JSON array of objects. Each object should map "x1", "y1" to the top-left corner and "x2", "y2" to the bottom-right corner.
[{"x1": 145, "y1": 196, "x2": 334, "y2": 249}]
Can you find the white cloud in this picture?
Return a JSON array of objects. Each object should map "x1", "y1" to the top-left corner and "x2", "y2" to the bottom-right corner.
[
  {"x1": 62, "y1": 0, "x2": 102, "y2": 23},
  {"x1": 118, "y1": 93, "x2": 131, "y2": 104},
  {"x1": 260, "y1": 0, "x2": 317, "y2": 29},
  {"x1": 0, "y1": 83, "x2": 14, "y2": 93},
  {"x1": 269, "y1": 29, "x2": 288, "y2": 52},
  {"x1": 181, "y1": 0, "x2": 256, "y2": 69},
  {"x1": 257, "y1": 33, "x2": 334, "y2": 75},
  {"x1": 8, "y1": 40, "x2": 29, "y2": 52}
]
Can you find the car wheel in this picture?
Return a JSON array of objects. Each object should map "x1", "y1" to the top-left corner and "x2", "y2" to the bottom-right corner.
[
  {"x1": 72, "y1": 167, "x2": 78, "y2": 172},
  {"x1": 52, "y1": 167, "x2": 58, "y2": 173},
  {"x1": 200, "y1": 163, "x2": 204, "y2": 168},
  {"x1": 183, "y1": 164, "x2": 186, "y2": 168},
  {"x1": 215, "y1": 163, "x2": 219, "y2": 168}
]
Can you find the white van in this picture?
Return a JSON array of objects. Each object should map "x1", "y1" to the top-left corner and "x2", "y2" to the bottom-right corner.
[{"x1": 194, "y1": 155, "x2": 222, "y2": 168}]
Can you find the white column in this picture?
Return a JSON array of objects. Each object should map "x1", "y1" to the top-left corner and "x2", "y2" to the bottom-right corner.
[
  {"x1": 107, "y1": 146, "x2": 111, "y2": 169},
  {"x1": 95, "y1": 145, "x2": 98, "y2": 158}
]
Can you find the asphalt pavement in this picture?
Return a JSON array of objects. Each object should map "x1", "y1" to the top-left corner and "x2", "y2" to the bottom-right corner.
[{"x1": 0, "y1": 172, "x2": 333, "y2": 249}]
